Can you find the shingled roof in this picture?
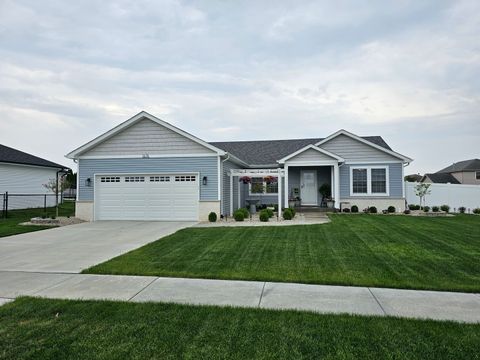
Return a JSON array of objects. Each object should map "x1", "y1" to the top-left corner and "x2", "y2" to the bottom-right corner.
[
  {"x1": 437, "y1": 159, "x2": 480, "y2": 173},
  {"x1": 423, "y1": 173, "x2": 461, "y2": 184},
  {"x1": 210, "y1": 136, "x2": 392, "y2": 165},
  {"x1": 0, "y1": 144, "x2": 67, "y2": 169}
]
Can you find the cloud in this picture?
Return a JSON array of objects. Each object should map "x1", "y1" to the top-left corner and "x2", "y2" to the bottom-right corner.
[{"x1": 0, "y1": 0, "x2": 478, "y2": 174}]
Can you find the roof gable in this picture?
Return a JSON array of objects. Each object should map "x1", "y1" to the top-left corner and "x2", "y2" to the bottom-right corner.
[
  {"x1": 278, "y1": 145, "x2": 344, "y2": 163},
  {"x1": 437, "y1": 159, "x2": 480, "y2": 173},
  {"x1": 66, "y1": 111, "x2": 225, "y2": 159},
  {"x1": 315, "y1": 130, "x2": 412, "y2": 163},
  {"x1": 0, "y1": 144, "x2": 67, "y2": 169},
  {"x1": 423, "y1": 173, "x2": 461, "y2": 184}
]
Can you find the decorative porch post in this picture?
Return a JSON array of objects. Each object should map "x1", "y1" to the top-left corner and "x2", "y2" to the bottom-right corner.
[
  {"x1": 334, "y1": 163, "x2": 340, "y2": 209},
  {"x1": 284, "y1": 165, "x2": 289, "y2": 208},
  {"x1": 229, "y1": 173, "x2": 234, "y2": 216},
  {"x1": 277, "y1": 169, "x2": 282, "y2": 218}
]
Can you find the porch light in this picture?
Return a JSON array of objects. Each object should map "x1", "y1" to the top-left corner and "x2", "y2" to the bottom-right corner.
[
  {"x1": 202, "y1": 176, "x2": 208, "y2": 185},
  {"x1": 85, "y1": 178, "x2": 92, "y2": 187}
]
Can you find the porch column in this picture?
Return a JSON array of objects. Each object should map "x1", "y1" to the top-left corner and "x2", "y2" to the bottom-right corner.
[
  {"x1": 277, "y1": 169, "x2": 282, "y2": 218},
  {"x1": 284, "y1": 165, "x2": 289, "y2": 208},
  {"x1": 334, "y1": 163, "x2": 340, "y2": 209},
  {"x1": 238, "y1": 178, "x2": 241, "y2": 210},
  {"x1": 229, "y1": 174, "x2": 233, "y2": 215}
]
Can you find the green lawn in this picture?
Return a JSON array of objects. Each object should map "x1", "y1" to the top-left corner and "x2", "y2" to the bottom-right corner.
[
  {"x1": 0, "y1": 201, "x2": 75, "y2": 238},
  {"x1": 85, "y1": 214, "x2": 480, "y2": 292},
  {"x1": 0, "y1": 297, "x2": 478, "y2": 359}
]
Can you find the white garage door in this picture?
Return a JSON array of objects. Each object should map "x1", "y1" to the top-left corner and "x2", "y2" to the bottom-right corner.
[{"x1": 95, "y1": 174, "x2": 199, "y2": 221}]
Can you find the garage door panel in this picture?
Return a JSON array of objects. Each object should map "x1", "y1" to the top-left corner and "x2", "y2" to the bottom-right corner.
[{"x1": 95, "y1": 174, "x2": 199, "y2": 221}]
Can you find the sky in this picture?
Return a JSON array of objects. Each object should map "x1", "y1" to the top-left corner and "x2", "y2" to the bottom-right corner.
[{"x1": 0, "y1": 0, "x2": 478, "y2": 175}]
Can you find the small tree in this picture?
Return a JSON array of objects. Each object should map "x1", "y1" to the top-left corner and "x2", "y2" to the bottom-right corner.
[
  {"x1": 414, "y1": 183, "x2": 431, "y2": 209},
  {"x1": 43, "y1": 176, "x2": 72, "y2": 217}
]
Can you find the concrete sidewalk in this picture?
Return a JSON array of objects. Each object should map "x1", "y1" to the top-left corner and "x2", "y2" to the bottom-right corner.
[{"x1": 0, "y1": 271, "x2": 479, "y2": 324}]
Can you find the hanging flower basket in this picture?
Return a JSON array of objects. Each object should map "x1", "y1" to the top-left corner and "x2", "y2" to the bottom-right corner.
[
  {"x1": 263, "y1": 176, "x2": 278, "y2": 184},
  {"x1": 239, "y1": 176, "x2": 252, "y2": 184}
]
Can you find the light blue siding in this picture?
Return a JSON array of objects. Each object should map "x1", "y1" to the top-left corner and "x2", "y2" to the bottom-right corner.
[
  {"x1": 78, "y1": 157, "x2": 219, "y2": 201},
  {"x1": 339, "y1": 163, "x2": 403, "y2": 198}
]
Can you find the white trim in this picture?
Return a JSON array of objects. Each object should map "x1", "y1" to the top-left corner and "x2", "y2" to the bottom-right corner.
[
  {"x1": 230, "y1": 168, "x2": 285, "y2": 177},
  {"x1": 345, "y1": 160, "x2": 403, "y2": 164},
  {"x1": 300, "y1": 170, "x2": 318, "y2": 205},
  {"x1": 78, "y1": 153, "x2": 219, "y2": 160},
  {"x1": 237, "y1": 180, "x2": 241, "y2": 210},
  {"x1": 277, "y1": 169, "x2": 282, "y2": 213},
  {"x1": 76, "y1": 161, "x2": 80, "y2": 202},
  {"x1": 66, "y1": 111, "x2": 226, "y2": 159},
  {"x1": 229, "y1": 174, "x2": 233, "y2": 215},
  {"x1": 349, "y1": 165, "x2": 390, "y2": 197},
  {"x1": 334, "y1": 163, "x2": 340, "y2": 208},
  {"x1": 284, "y1": 160, "x2": 339, "y2": 167},
  {"x1": 278, "y1": 144, "x2": 344, "y2": 163},
  {"x1": 315, "y1": 129, "x2": 413, "y2": 163}
]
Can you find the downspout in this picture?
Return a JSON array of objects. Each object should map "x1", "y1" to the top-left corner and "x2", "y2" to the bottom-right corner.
[
  {"x1": 220, "y1": 153, "x2": 230, "y2": 216},
  {"x1": 403, "y1": 162, "x2": 411, "y2": 210}
]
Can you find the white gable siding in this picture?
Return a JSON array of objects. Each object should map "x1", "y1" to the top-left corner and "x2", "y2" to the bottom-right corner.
[
  {"x1": 83, "y1": 118, "x2": 215, "y2": 157},
  {"x1": 288, "y1": 148, "x2": 337, "y2": 162},
  {"x1": 320, "y1": 134, "x2": 399, "y2": 162}
]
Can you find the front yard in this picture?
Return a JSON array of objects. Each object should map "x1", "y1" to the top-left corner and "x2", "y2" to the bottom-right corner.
[
  {"x1": 0, "y1": 201, "x2": 75, "y2": 238},
  {"x1": 85, "y1": 214, "x2": 480, "y2": 292},
  {"x1": 0, "y1": 297, "x2": 478, "y2": 359}
]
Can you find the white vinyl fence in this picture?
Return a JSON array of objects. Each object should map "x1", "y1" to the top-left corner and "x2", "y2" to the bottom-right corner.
[{"x1": 405, "y1": 182, "x2": 480, "y2": 212}]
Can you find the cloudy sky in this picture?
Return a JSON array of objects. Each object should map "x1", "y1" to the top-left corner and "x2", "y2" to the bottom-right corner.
[{"x1": 0, "y1": 0, "x2": 478, "y2": 174}]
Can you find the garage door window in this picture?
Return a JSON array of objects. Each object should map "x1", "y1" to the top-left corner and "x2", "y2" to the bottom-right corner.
[
  {"x1": 150, "y1": 176, "x2": 170, "y2": 182},
  {"x1": 125, "y1": 176, "x2": 145, "y2": 182},
  {"x1": 100, "y1": 176, "x2": 120, "y2": 183},
  {"x1": 175, "y1": 175, "x2": 196, "y2": 182}
]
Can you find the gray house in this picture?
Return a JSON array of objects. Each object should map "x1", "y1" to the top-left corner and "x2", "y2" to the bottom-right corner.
[
  {"x1": 422, "y1": 159, "x2": 480, "y2": 185},
  {"x1": 67, "y1": 111, "x2": 413, "y2": 221}
]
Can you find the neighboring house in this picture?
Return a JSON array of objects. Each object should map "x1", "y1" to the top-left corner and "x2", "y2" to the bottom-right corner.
[
  {"x1": 422, "y1": 159, "x2": 480, "y2": 185},
  {"x1": 404, "y1": 174, "x2": 423, "y2": 182},
  {"x1": 66, "y1": 111, "x2": 413, "y2": 221},
  {"x1": 0, "y1": 144, "x2": 69, "y2": 209}
]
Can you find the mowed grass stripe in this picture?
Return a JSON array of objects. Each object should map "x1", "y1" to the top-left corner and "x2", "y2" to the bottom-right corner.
[{"x1": 85, "y1": 215, "x2": 480, "y2": 292}]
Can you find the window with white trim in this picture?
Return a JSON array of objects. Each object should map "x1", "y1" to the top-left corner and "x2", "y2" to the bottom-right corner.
[
  {"x1": 125, "y1": 176, "x2": 145, "y2": 182},
  {"x1": 351, "y1": 166, "x2": 389, "y2": 196},
  {"x1": 476, "y1": 171, "x2": 480, "y2": 180},
  {"x1": 150, "y1": 176, "x2": 170, "y2": 182},
  {"x1": 175, "y1": 175, "x2": 196, "y2": 182},
  {"x1": 249, "y1": 177, "x2": 278, "y2": 195}
]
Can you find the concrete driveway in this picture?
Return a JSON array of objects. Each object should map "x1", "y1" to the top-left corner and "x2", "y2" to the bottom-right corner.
[{"x1": 0, "y1": 221, "x2": 195, "y2": 273}]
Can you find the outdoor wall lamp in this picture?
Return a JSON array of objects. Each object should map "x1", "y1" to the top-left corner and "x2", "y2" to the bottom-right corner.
[
  {"x1": 85, "y1": 178, "x2": 92, "y2": 187},
  {"x1": 202, "y1": 176, "x2": 208, "y2": 185}
]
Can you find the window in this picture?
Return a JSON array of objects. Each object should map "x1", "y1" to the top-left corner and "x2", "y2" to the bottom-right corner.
[
  {"x1": 476, "y1": 171, "x2": 480, "y2": 180},
  {"x1": 175, "y1": 175, "x2": 196, "y2": 182},
  {"x1": 125, "y1": 176, "x2": 145, "y2": 182},
  {"x1": 150, "y1": 176, "x2": 170, "y2": 182},
  {"x1": 352, "y1": 169, "x2": 368, "y2": 194},
  {"x1": 350, "y1": 166, "x2": 389, "y2": 196},
  {"x1": 100, "y1": 176, "x2": 120, "y2": 183},
  {"x1": 249, "y1": 177, "x2": 278, "y2": 195}
]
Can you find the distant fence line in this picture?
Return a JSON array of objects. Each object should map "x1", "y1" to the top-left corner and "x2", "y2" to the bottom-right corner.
[
  {"x1": 1, "y1": 192, "x2": 69, "y2": 218},
  {"x1": 405, "y1": 182, "x2": 480, "y2": 212}
]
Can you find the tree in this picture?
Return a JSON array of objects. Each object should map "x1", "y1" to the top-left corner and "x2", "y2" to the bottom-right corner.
[
  {"x1": 43, "y1": 177, "x2": 72, "y2": 194},
  {"x1": 414, "y1": 183, "x2": 431, "y2": 209}
]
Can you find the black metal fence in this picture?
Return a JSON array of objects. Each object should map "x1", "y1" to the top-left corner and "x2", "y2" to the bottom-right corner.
[{"x1": 1, "y1": 192, "x2": 65, "y2": 219}]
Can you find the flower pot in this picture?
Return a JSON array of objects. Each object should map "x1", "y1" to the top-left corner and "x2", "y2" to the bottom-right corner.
[
  {"x1": 327, "y1": 200, "x2": 334, "y2": 208},
  {"x1": 288, "y1": 200, "x2": 296, "y2": 208}
]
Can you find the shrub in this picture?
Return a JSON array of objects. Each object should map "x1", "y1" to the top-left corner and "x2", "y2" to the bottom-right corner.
[
  {"x1": 369, "y1": 206, "x2": 377, "y2": 214},
  {"x1": 266, "y1": 208, "x2": 274, "y2": 218},
  {"x1": 387, "y1": 206, "x2": 396, "y2": 213},
  {"x1": 342, "y1": 208, "x2": 351, "y2": 213},
  {"x1": 233, "y1": 209, "x2": 245, "y2": 222},
  {"x1": 239, "y1": 207, "x2": 250, "y2": 219},
  {"x1": 415, "y1": 205, "x2": 421, "y2": 210},
  {"x1": 259, "y1": 210, "x2": 269, "y2": 222},
  {"x1": 458, "y1": 206, "x2": 466, "y2": 214},
  {"x1": 51, "y1": 216, "x2": 56, "y2": 220},
  {"x1": 473, "y1": 208, "x2": 480, "y2": 214},
  {"x1": 283, "y1": 208, "x2": 293, "y2": 220},
  {"x1": 404, "y1": 209, "x2": 411, "y2": 215},
  {"x1": 351, "y1": 205, "x2": 359, "y2": 213},
  {"x1": 408, "y1": 204, "x2": 416, "y2": 210},
  {"x1": 289, "y1": 207, "x2": 296, "y2": 218},
  {"x1": 423, "y1": 206, "x2": 430, "y2": 212},
  {"x1": 208, "y1": 212, "x2": 217, "y2": 222},
  {"x1": 440, "y1": 205, "x2": 450, "y2": 213},
  {"x1": 432, "y1": 206, "x2": 439, "y2": 212}
]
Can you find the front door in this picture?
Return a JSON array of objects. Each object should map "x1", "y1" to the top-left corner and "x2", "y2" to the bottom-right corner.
[{"x1": 300, "y1": 170, "x2": 318, "y2": 205}]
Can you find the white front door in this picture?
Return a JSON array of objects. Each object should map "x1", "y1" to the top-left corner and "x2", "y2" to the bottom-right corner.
[{"x1": 300, "y1": 170, "x2": 318, "y2": 205}]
